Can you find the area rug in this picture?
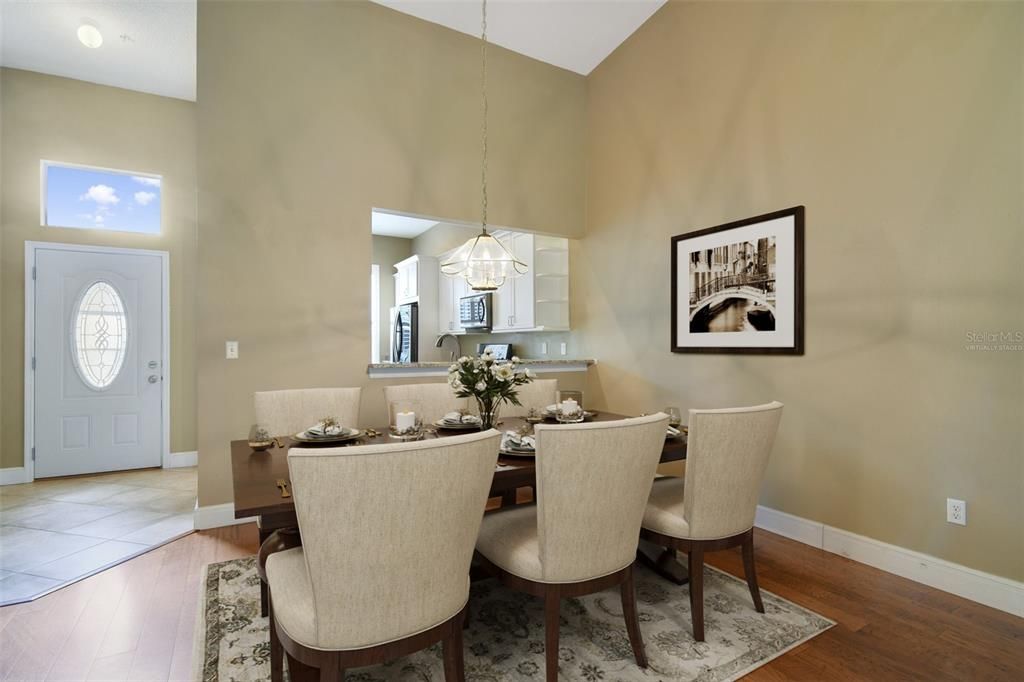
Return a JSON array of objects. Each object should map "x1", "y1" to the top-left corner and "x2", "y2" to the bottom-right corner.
[{"x1": 196, "y1": 556, "x2": 833, "y2": 681}]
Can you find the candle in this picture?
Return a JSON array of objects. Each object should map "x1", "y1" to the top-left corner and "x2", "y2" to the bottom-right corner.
[
  {"x1": 560, "y1": 399, "x2": 579, "y2": 415},
  {"x1": 395, "y1": 411, "x2": 417, "y2": 432}
]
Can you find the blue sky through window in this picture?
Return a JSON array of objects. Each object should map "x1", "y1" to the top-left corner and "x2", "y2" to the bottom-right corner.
[{"x1": 44, "y1": 163, "x2": 161, "y2": 234}]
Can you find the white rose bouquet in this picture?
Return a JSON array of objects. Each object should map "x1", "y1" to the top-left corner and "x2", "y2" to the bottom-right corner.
[{"x1": 448, "y1": 353, "x2": 534, "y2": 429}]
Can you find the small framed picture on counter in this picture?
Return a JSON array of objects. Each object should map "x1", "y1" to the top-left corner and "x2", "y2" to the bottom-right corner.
[
  {"x1": 671, "y1": 206, "x2": 804, "y2": 355},
  {"x1": 477, "y1": 343, "x2": 512, "y2": 360}
]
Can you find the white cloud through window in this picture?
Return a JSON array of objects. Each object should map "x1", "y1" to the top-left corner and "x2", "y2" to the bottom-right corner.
[
  {"x1": 79, "y1": 184, "x2": 120, "y2": 206},
  {"x1": 134, "y1": 191, "x2": 156, "y2": 206},
  {"x1": 132, "y1": 176, "x2": 161, "y2": 187}
]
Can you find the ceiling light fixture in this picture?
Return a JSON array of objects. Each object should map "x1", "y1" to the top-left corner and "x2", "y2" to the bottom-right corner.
[
  {"x1": 77, "y1": 24, "x2": 103, "y2": 49},
  {"x1": 440, "y1": 0, "x2": 527, "y2": 292}
]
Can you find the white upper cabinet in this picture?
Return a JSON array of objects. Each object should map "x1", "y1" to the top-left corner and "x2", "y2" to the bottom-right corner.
[
  {"x1": 490, "y1": 232, "x2": 569, "y2": 333},
  {"x1": 437, "y1": 261, "x2": 470, "y2": 334},
  {"x1": 394, "y1": 255, "x2": 421, "y2": 304}
]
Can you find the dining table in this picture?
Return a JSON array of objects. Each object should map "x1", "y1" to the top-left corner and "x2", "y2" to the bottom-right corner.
[{"x1": 230, "y1": 411, "x2": 688, "y2": 614}]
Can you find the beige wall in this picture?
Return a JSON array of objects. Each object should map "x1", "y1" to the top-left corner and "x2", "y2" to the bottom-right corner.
[
  {"x1": 196, "y1": 0, "x2": 586, "y2": 505},
  {"x1": 371, "y1": 235, "x2": 412, "y2": 361},
  {"x1": 583, "y1": 1, "x2": 1023, "y2": 580},
  {"x1": 0, "y1": 68, "x2": 198, "y2": 469}
]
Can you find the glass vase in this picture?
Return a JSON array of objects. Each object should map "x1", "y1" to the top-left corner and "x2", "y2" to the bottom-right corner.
[{"x1": 475, "y1": 398, "x2": 501, "y2": 430}]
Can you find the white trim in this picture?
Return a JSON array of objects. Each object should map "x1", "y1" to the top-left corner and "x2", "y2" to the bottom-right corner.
[
  {"x1": 754, "y1": 505, "x2": 824, "y2": 547},
  {"x1": 0, "y1": 467, "x2": 32, "y2": 486},
  {"x1": 194, "y1": 503, "x2": 256, "y2": 530},
  {"x1": 24, "y1": 242, "x2": 171, "y2": 483},
  {"x1": 164, "y1": 450, "x2": 198, "y2": 469},
  {"x1": 755, "y1": 505, "x2": 1024, "y2": 618}
]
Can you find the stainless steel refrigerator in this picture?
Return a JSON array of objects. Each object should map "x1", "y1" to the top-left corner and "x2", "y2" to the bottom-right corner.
[{"x1": 389, "y1": 303, "x2": 418, "y2": 362}]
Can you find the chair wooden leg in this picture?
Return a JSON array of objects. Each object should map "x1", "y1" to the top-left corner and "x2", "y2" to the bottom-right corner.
[
  {"x1": 741, "y1": 531, "x2": 765, "y2": 613},
  {"x1": 687, "y1": 548, "x2": 705, "y2": 642},
  {"x1": 620, "y1": 564, "x2": 647, "y2": 668},
  {"x1": 318, "y1": 654, "x2": 342, "y2": 682},
  {"x1": 285, "y1": 651, "x2": 318, "y2": 682},
  {"x1": 544, "y1": 589, "x2": 561, "y2": 681},
  {"x1": 268, "y1": 596, "x2": 284, "y2": 682},
  {"x1": 442, "y1": 611, "x2": 466, "y2": 681}
]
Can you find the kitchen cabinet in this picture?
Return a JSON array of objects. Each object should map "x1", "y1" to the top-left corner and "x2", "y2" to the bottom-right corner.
[
  {"x1": 438, "y1": 263, "x2": 469, "y2": 334},
  {"x1": 394, "y1": 256, "x2": 420, "y2": 304},
  {"x1": 490, "y1": 232, "x2": 569, "y2": 333}
]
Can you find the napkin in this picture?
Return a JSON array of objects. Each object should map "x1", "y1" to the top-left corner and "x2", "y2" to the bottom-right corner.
[
  {"x1": 305, "y1": 422, "x2": 346, "y2": 437},
  {"x1": 502, "y1": 431, "x2": 536, "y2": 451},
  {"x1": 666, "y1": 425, "x2": 681, "y2": 438},
  {"x1": 443, "y1": 412, "x2": 481, "y2": 424}
]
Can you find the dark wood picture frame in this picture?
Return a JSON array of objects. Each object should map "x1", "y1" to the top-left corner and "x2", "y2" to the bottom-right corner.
[{"x1": 671, "y1": 206, "x2": 804, "y2": 355}]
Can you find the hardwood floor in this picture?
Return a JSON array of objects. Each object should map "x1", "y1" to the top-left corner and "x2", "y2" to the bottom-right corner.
[{"x1": 0, "y1": 523, "x2": 1020, "y2": 681}]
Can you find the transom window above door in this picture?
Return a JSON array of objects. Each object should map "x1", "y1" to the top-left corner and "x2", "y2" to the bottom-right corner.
[{"x1": 41, "y1": 161, "x2": 162, "y2": 234}]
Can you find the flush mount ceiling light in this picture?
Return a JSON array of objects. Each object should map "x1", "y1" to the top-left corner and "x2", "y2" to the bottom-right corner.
[
  {"x1": 440, "y1": 0, "x2": 527, "y2": 292},
  {"x1": 77, "y1": 23, "x2": 103, "y2": 49}
]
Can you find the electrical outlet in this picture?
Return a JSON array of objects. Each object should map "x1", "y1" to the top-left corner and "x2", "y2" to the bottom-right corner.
[
  {"x1": 946, "y1": 498, "x2": 966, "y2": 526},
  {"x1": 560, "y1": 342, "x2": 567, "y2": 356},
  {"x1": 226, "y1": 341, "x2": 239, "y2": 360},
  {"x1": 540, "y1": 342, "x2": 548, "y2": 355}
]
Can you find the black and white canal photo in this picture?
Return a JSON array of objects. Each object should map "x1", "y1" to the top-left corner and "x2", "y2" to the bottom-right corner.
[{"x1": 672, "y1": 207, "x2": 804, "y2": 354}]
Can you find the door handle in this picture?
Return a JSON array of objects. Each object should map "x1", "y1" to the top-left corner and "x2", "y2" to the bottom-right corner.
[
  {"x1": 147, "y1": 360, "x2": 159, "y2": 369},
  {"x1": 148, "y1": 375, "x2": 160, "y2": 384}
]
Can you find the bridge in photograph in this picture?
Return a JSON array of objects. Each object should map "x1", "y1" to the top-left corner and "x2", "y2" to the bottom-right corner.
[{"x1": 689, "y1": 275, "x2": 776, "y2": 322}]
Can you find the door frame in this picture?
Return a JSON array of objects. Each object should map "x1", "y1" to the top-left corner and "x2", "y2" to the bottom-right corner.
[{"x1": 23, "y1": 241, "x2": 170, "y2": 482}]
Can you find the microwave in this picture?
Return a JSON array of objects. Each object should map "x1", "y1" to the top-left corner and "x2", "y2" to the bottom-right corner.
[{"x1": 459, "y1": 293, "x2": 492, "y2": 331}]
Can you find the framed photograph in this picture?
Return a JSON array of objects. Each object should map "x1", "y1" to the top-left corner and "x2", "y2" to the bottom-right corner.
[{"x1": 671, "y1": 206, "x2": 804, "y2": 354}]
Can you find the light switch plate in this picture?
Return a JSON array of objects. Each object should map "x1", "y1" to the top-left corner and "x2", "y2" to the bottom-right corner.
[
  {"x1": 560, "y1": 342, "x2": 567, "y2": 356},
  {"x1": 226, "y1": 341, "x2": 239, "y2": 359},
  {"x1": 540, "y1": 342, "x2": 548, "y2": 355}
]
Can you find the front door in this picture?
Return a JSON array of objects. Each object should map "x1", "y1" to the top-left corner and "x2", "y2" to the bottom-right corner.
[{"x1": 32, "y1": 246, "x2": 165, "y2": 478}]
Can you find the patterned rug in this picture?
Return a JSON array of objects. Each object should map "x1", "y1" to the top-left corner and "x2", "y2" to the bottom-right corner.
[{"x1": 196, "y1": 556, "x2": 832, "y2": 681}]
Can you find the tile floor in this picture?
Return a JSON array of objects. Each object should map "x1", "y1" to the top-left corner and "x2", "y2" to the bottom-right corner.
[{"x1": 0, "y1": 467, "x2": 196, "y2": 605}]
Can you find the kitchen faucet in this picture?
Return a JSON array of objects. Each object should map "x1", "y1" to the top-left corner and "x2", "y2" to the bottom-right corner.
[{"x1": 434, "y1": 333, "x2": 462, "y2": 362}]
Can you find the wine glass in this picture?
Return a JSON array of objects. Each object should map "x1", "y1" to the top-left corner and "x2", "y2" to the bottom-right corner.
[{"x1": 664, "y1": 407, "x2": 683, "y2": 428}]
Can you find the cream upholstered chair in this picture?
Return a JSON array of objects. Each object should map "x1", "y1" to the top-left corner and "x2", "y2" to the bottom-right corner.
[
  {"x1": 266, "y1": 430, "x2": 501, "y2": 681},
  {"x1": 475, "y1": 413, "x2": 669, "y2": 681},
  {"x1": 500, "y1": 378, "x2": 557, "y2": 417},
  {"x1": 641, "y1": 401, "x2": 783, "y2": 642},
  {"x1": 383, "y1": 383, "x2": 469, "y2": 425},
  {"x1": 254, "y1": 387, "x2": 362, "y2": 437}
]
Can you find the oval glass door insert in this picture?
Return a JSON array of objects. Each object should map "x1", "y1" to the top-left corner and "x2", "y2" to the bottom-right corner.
[{"x1": 72, "y1": 281, "x2": 128, "y2": 390}]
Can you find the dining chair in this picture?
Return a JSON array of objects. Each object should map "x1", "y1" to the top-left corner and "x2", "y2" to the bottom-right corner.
[
  {"x1": 383, "y1": 383, "x2": 469, "y2": 424},
  {"x1": 254, "y1": 387, "x2": 362, "y2": 437},
  {"x1": 265, "y1": 430, "x2": 501, "y2": 682},
  {"x1": 640, "y1": 401, "x2": 784, "y2": 642},
  {"x1": 474, "y1": 413, "x2": 669, "y2": 681},
  {"x1": 501, "y1": 378, "x2": 557, "y2": 417}
]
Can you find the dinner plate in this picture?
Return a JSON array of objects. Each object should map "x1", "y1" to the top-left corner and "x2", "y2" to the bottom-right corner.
[
  {"x1": 434, "y1": 418, "x2": 482, "y2": 430},
  {"x1": 292, "y1": 428, "x2": 363, "y2": 445},
  {"x1": 499, "y1": 447, "x2": 536, "y2": 458}
]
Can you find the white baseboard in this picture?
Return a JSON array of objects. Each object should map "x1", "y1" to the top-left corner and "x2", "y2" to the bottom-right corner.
[
  {"x1": 194, "y1": 503, "x2": 256, "y2": 531},
  {"x1": 0, "y1": 467, "x2": 31, "y2": 486},
  {"x1": 163, "y1": 450, "x2": 198, "y2": 469},
  {"x1": 755, "y1": 505, "x2": 1024, "y2": 618},
  {"x1": 755, "y1": 505, "x2": 824, "y2": 547}
]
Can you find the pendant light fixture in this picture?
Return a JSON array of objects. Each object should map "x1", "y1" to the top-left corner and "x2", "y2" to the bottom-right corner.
[{"x1": 440, "y1": 0, "x2": 528, "y2": 292}]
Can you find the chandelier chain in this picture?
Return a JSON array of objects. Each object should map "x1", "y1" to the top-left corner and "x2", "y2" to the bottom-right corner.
[{"x1": 480, "y1": 0, "x2": 488, "y2": 231}]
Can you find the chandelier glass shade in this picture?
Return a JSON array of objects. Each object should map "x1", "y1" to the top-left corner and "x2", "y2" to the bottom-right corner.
[{"x1": 440, "y1": 230, "x2": 528, "y2": 291}]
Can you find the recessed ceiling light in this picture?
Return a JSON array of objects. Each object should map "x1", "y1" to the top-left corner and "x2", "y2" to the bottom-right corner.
[{"x1": 77, "y1": 24, "x2": 103, "y2": 49}]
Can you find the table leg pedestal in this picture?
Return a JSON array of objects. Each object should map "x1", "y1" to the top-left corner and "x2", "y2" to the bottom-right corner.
[{"x1": 637, "y1": 538, "x2": 689, "y2": 585}]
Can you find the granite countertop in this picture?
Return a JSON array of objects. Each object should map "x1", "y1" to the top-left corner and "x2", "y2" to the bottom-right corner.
[{"x1": 367, "y1": 358, "x2": 596, "y2": 369}]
